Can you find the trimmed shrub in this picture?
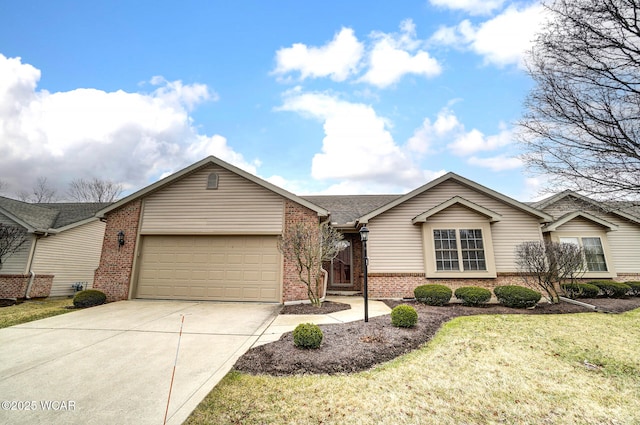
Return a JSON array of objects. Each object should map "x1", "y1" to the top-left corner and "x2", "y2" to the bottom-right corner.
[
  {"x1": 293, "y1": 323, "x2": 323, "y2": 349},
  {"x1": 73, "y1": 289, "x2": 107, "y2": 308},
  {"x1": 414, "y1": 284, "x2": 452, "y2": 306},
  {"x1": 454, "y1": 286, "x2": 492, "y2": 306},
  {"x1": 391, "y1": 305, "x2": 418, "y2": 328},
  {"x1": 561, "y1": 283, "x2": 599, "y2": 299},
  {"x1": 588, "y1": 280, "x2": 631, "y2": 298},
  {"x1": 493, "y1": 285, "x2": 541, "y2": 309},
  {"x1": 625, "y1": 281, "x2": 640, "y2": 297}
]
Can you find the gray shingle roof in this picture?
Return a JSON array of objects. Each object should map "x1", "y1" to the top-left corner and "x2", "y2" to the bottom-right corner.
[
  {"x1": 0, "y1": 196, "x2": 110, "y2": 232},
  {"x1": 302, "y1": 195, "x2": 401, "y2": 226}
]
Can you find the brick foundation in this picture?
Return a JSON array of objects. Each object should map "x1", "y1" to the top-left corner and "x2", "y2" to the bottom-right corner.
[
  {"x1": 281, "y1": 200, "x2": 324, "y2": 303},
  {"x1": 368, "y1": 273, "x2": 527, "y2": 299},
  {"x1": 0, "y1": 274, "x2": 53, "y2": 299},
  {"x1": 93, "y1": 200, "x2": 141, "y2": 302},
  {"x1": 367, "y1": 272, "x2": 640, "y2": 299}
]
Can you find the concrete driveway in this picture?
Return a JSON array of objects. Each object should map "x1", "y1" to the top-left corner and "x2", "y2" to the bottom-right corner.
[{"x1": 0, "y1": 300, "x2": 280, "y2": 425}]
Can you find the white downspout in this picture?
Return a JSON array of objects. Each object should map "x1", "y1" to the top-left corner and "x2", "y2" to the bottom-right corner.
[{"x1": 24, "y1": 234, "x2": 41, "y2": 299}]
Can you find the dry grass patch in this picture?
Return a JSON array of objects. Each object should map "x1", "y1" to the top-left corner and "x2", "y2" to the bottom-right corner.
[
  {"x1": 186, "y1": 309, "x2": 640, "y2": 425},
  {"x1": 0, "y1": 298, "x2": 74, "y2": 329}
]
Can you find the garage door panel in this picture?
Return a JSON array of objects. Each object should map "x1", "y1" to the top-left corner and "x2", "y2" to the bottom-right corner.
[{"x1": 137, "y1": 235, "x2": 281, "y2": 302}]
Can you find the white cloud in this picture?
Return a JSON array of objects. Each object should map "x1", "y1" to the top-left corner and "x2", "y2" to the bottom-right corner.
[
  {"x1": 430, "y1": 3, "x2": 544, "y2": 67},
  {"x1": 360, "y1": 19, "x2": 441, "y2": 88},
  {"x1": 448, "y1": 125, "x2": 513, "y2": 155},
  {"x1": 278, "y1": 90, "x2": 436, "y2": 190},
  {"x1": 407, "y1": 108, "x2": 462, "y2": 154},
  {"x1": 429, "y1": 0, "x2": 507, "y2": 15},
  {"x1": 273, "y1": 28, "x2": 364, "y2": 82},
  {"x1": 0, "y1": 54, "x2": 257, "y2": 196},
  {"x1": 467, "y1": 154, "x2": 522, "y2": 171}
]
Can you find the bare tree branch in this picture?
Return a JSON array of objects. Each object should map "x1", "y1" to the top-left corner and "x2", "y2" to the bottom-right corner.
[
  {"x1": 278, "y1": 222, "x2": 344, "y2": 306},
  {"x1": 515, "y1": 240, "x2": 587, "y2": 303},
  {"x1": 16, "y1": 177, "x2": 58, "y2": 203},
  {"x1": 519, "y1": 0, "x2": 640, "y2": 201},
  {"x1": 67, "y1": 178, "x2": 123, "y2": 202},
  {"x1": 0, "y1": 224, "x2": 28, "y2": 270}
]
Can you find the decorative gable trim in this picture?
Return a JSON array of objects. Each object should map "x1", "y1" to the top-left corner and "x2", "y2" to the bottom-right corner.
[
  {"x1": 535, "y1": 190, "x2": 640, "y2": 225},
  {"x1": 543, "y1": 211, "x2": 619, "y2": 232},
  {"x1": 95, "y1": 156, "x2": 330, "y2": 219},
  {"x1": 357, "y1": 172, "x2": 551, "y2": 224},
  {"x1": 411, "y1": 196, "x2": 502, "y2": 224}
]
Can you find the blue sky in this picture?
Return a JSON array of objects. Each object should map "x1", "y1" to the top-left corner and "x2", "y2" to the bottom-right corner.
[{"x1": 0, "y1": 0, "x2": 548, "y2": 200}]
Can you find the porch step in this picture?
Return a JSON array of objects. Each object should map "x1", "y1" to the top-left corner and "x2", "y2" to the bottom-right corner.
[{"x1": 327, "y1": 290, "x2": 362, "y2": 296}]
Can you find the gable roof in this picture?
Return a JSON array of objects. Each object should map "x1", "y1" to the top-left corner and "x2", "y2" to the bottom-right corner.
[
  {"x1": 0, "y1": 196, "x2": 109, "y2": 233},
  {"x1": 302, "y1": 194, "x2": 401, "y2": 227},
  {"x1": 533, "y1": 190, "x2": 640, "y2": 226},
  {"x1": 543, "y1": 211, "x2": 619, "y2": 232},
  {"x1": 96, "y1": 156, "x2": 330, "y2": 218},
  {"x1": 412, "y1": 196, "x2": 502, "y2": 224},
  {"x1": 357, "y1": 172, "x2": 552, "y2": 224}
]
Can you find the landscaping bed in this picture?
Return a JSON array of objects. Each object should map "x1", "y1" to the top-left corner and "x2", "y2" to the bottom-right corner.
[{"x1": 234, "y1": 297, "x2": 640, "y2": 376}]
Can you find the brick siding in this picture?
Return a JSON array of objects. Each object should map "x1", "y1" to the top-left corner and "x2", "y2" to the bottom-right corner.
[
  {"x1": 281, "y1": 200, "x2": 324, "y2": 303},
  {"x1": 0, "y1": 274, "x2": 53, "y2": 299},
  {"x1": 93, "y1": 200, "x2": 141, "y2": 302},
  {"x1": 367, "y1": 272, "x2": 526, "y2": 299}
]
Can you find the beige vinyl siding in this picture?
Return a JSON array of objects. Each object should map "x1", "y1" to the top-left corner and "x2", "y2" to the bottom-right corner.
[
  {"x1": 607, "y1": 218, "x2": 640, "y2": 273},
  {"x1": 542, "y1": 201, "x2": 640, "y2": 274},
  {"x1": 0, "y1": 213, "x2": 32, "y2": 274},
  {"x1": 367, "y1": 180, "x2": 543, "y2": 273},
  {"x1": 31, "y1": 220, "x2": 106, "y2": 297},
  {"x1": 141, "y1": 165, "x2": 284, "y2": 235}
]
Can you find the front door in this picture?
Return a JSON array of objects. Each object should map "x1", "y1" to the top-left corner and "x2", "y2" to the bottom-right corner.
[{"x1": 331, "y1": 241, "x2": 352, "y2": 286}]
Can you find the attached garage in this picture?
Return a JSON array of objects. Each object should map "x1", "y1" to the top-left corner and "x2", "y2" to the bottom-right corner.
[
  {"x1": 92, "y1": 156, "x2": 329, "y2": 303},
  {"x1": 136, "y1": 235, "x2": 281, "y2": 302}
]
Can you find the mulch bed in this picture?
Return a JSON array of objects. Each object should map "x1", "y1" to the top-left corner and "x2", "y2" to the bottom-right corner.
[
  {"x1": 280, "y1": 300, "x2": 351, "y2": 315},
  {"x1": 234, "y1": 297, "x2": 640, "y2": 376}
]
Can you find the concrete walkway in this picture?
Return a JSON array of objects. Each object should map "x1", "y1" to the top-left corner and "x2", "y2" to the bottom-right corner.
[
  {"x1": 255, "y1": 296, "x2": 392, "y2": 346},
  {"x1": 0, "y1": 300, "x2": 280, "y2": 425}
]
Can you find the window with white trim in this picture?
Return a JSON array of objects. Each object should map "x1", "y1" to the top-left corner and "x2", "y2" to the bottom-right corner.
[
  {"x1": 559, "y1": 236, "x2": 608, "y2": 272},
  {"x1": 434, "y1": 228, "x2": 486, "y2": 272}
]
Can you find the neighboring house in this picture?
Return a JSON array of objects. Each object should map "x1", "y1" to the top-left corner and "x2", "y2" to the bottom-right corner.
[
  {"x1": 0, "y1": 196, "x2": 109, "y2": 299},
  {"x1": 94, "y1": 156, "x2": 640, "y2": 304},
  {"x1": 533, "y1": 191, "x2": 640, "y2": 282}
]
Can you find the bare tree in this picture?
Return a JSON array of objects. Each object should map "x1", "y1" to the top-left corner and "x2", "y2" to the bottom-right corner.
[
  {"x1": 0, "y1": 179, "x2": 7, "y2": 196},
  {"x1": 0, "y1": 224, "x2": 28, "y2": 270},
  {"x1": 515, "y1": 240, "x2": 587, "y2": 303},
  {"x1": 67, "y1": 178, "x2": 122, "y2": 202},
  {"x1": 278, "y1": 222, "x2": 344, "y2": 307},
  {"x1": 518, "y1": 0, "x2": 640, "y2": 200},
  {"x1": 16, "y1": 177, "x2": 58, "y2": 203}
]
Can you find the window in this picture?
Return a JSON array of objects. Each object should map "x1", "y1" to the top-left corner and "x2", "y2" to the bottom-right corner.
[
  {"x1": 583, "y1": 238, "x2": 607, "y2": 271},
  {"x1": 433, "y1": 228, "x2": 486, "y2": 272},
  {"x1": 559, "y1": 236, "x2": 608, "y2": 272}
]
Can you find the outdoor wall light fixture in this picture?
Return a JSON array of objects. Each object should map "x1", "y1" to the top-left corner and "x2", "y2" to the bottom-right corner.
[
  {"x1": 359, "y1": 225, "x2": 369, "y2": 322},
  {"x1": 117, "y1": 230, "x2": 125, "y2": 247}
]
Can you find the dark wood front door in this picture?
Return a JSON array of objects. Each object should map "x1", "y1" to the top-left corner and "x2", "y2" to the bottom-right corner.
[{"x1": 331, "y1": 241, "x2": 352, "y2": 286}]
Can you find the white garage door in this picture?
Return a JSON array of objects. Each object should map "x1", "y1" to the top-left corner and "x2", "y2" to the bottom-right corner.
[{"x1": 136, "y1": 235, "x2": 281, "y2": 302}]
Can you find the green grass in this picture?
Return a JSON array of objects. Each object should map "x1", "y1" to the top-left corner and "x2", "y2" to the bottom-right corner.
[
  {"x1": 0, "y1": 298, "x2": 74, "y2": 328},
  {"x1": 186, "y1": 308, "x2": 640, "y2": 425}
]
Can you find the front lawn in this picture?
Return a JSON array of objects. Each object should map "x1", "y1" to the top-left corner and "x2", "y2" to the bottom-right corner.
[
  {"x1": 186, "y1": 308, "x2": 640, "y2": 424},
  {"x1": 0, "y1": 298, "x2": 74, "y2": 329}
]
